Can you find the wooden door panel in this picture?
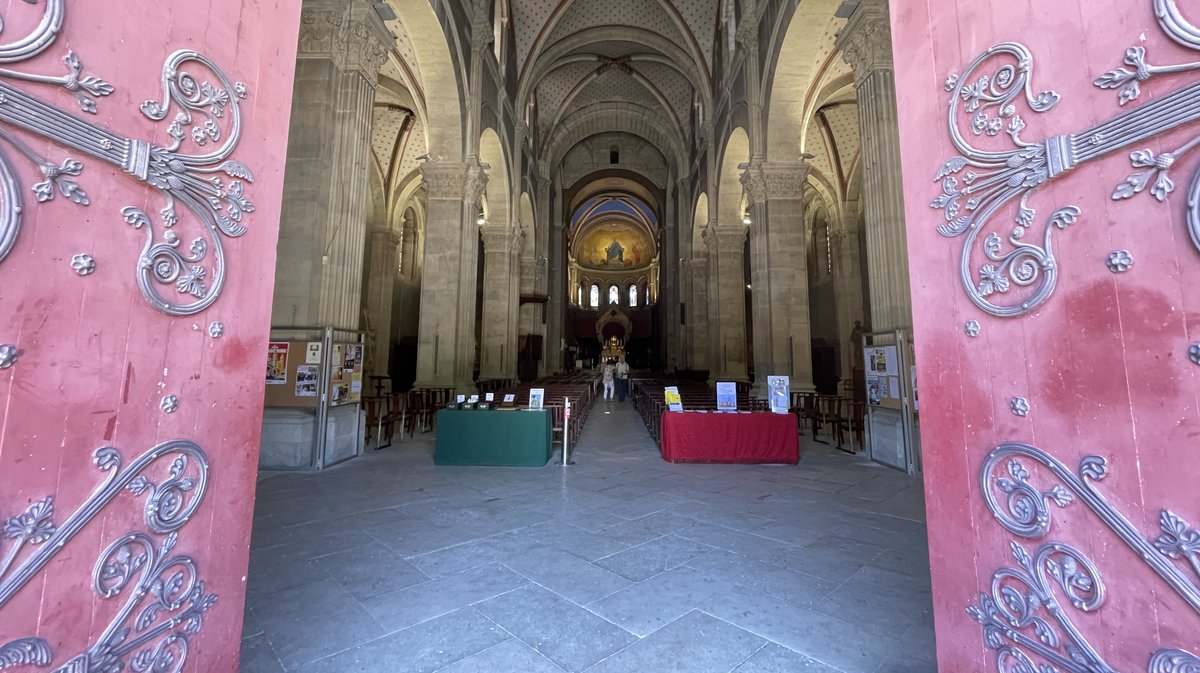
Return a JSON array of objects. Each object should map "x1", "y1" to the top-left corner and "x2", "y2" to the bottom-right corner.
[
  {"x1": 892, "y1": 0, "x2": 1200, "y2": 670},
  {"x1": 0, "y1": 2, "x2": 300, "y2": 671}
]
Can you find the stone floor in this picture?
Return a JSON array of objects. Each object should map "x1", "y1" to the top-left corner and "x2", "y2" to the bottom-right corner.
[{"x1": 239, "y1": 400, "x2": 937, "y2": 673}]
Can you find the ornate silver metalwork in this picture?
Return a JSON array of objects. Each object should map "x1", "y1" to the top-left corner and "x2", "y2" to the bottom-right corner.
[
  {"x1": 0, "y1": 1, "x2": 255, "y2": 316},
  {"x1": 160, "y1": 394, "x2": 178, "y2": 414},
  {"x1": 1189, "y1": 343, "x2": 1200, "y2": 366},
  {"x1": 208, "y1": 321, "x2": 224, "y2": 338},
  {"x1": 0, "y1": 638, "x2": 51, "y2": 668},
  {"x1": 1009, "y1": 397, "x2": 1029, "y2": 417},
  {"x1": 965, "y1": 320, "x2": 981, "y2": 337},
  {"x1": 70, "y1": 252, "x2": 94, "y2": 275},
  {"x1": 0, "y1": 344, "x2": 16, "y2": 369},
  {"x1": 0, "y1": 441, "x2": 214, "y2": 672},
  {"x1": 973, "y1": 442, "x2": 1200, "y2": 672},
  {"x1": 935, "y1": 26, "x2": 1200, "y2": 317},
  {"x1": 1106, "y1": 250, "x2": 1133, "y2": 273}
]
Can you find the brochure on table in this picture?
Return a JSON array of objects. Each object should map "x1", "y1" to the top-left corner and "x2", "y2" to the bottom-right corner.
[
  {"x1": 528, "y1": 388, "x2": 545, "y2": 410},
  {"x1": 664, "y1": 386, "x2": 683, "y2": 412},
  {"x1": 767, "y1": 376, "x2": 790, "y2": 414},
  {"x1": 716, "y1": 382, "x2": 738, "y2": 412}
]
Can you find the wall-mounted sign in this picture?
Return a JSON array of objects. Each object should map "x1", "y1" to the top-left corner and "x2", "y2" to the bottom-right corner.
[{"x1": 267, "y1": 343, "x2": 289, "y2": 385}]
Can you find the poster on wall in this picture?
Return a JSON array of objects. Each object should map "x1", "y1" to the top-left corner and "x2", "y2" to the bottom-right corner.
[
  {"x1": 306, "y1": 341, "x2": 322, "y2": 364},
  {"x1": 716, "y1": 382, "x2": 738, "y2": 412},
  {"x1": 865, "y1": 346, "x2": 899, "y2": 376},
  {"x1": 266, "y1": 343, "x2": 289, "y2": 385},
  {"x1": 767, "y1": 376, "x2": 790, "y2": 414},
  {"x1": 867, "y1": 375, "x2": 887, "y2": 406},
  {"x1": 295, "y1": 365, "x2": 319, "y2": 397}
]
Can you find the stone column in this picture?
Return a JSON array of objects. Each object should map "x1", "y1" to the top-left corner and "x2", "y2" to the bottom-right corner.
[
  {"x1": 832, "y1": 200, "x2": 866, "y2": 386},
  {"x1": 704, "y1": 226, "x2": 750, "y2": 382},
  {"x1": 662, "y1": 180, "x2": 680, "y2": 373},
  {"x1": 363, "y1": 227, "x2": 401, "y2": 377},
  {"x1": 479, "y1": 225, "x2": 521, "y2": 379},
  {"x1": 415, "y1": 161, "x2": 487, "y2": 390},
  {"x1": 742, "y1": 162, "x2": 815, "y2": 393},
  {"x1": 544, "y1": 173, "x2": 565, "y2": 373},
  {"x1": 687, "y1": 256, "x2": 709, "y2": 371},
  {"x1": 837, "y1": 0, "x2": 913, "y2": 331},
  {"x1": 271, "y1": 2, "x2": 392, "y2": 329}
]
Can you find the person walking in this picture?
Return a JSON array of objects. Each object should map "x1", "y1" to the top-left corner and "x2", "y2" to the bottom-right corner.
[
  {"x1": 615, "y1": 357, "x2": 630, "y2": 402},
  {"x1": 602, "y1": 359, "x2": 616, "y2": 401}
]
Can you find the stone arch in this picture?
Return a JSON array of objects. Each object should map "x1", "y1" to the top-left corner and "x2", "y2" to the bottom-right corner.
[
  {"x1": 478, "y1": 128, "x2": 510, "y2": 228},
  {"x1": 762, "y1": 0, "x2": 842, "y2": 162},
  {"x1": 389, "y1": 0, "x2": 464, "y2": 160},
  {"x1": 717, "y1": 127, "x2": 750, "y2": 228},
  {"x1": 544, "y1": 102, "x2": 687, "y2": 172},
  {"x1": 692, "y1": 192, "x2": 709, "y2": 255}
]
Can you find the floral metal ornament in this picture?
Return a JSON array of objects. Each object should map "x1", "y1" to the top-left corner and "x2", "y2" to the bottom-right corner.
[
  {"x1": 1106, "y1": 249, "x2": 1134, "y2": 273},
  {"x1": 965, "y1": 320, "x2": 981, "y2": 337},
  {"x1": 160, "y1": 395, "x2": 178, "y2": 414},
  {"x1": 0, "y1": 1, "x2": 255, "y2": 316},
  {"x1": 0, "y1": 344, "x2": 16, "y2": 369},
  {"x1": 934, "y1": 7, "x2": 1200, "y2": 318},
  {"x1": 1189, "y1": 343, "x2": 1200, "y2": 366},
  {"x1": 1010, "y1": 396, "x2": 1029, "y2": 417},
  {"x1": 0, "y1": 441, "x2": 215, "y2": 673},
  {"x1": 208, "y1": 321, "x2": 224, "y2": 338},
  {"x1": 972, "y1": 442, "x2": 1200, "y2": 671},
  {"x1": 70, "y1": 252, "x2": 94, "y2": 275}
]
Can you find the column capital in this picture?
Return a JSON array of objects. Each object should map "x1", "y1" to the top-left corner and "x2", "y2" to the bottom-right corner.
[
  {"x1": 369, "y1": 226, "x2": 403, "y2": 247},
  {"x1": 735, "y1": 18, "x2": 758, "y2": 51},
  {"x1": 515, "y1": 121, "x2": 530, "y2": 146},
  {"x1": 480, "y1": 225, "x2": 521, "y2": 253},
  {"x1": 703, "y1": 225, "x2": 748, "y2": 251},
  {"x1": 835, "y1": 0, "x2": 893, "y2": 84},
  {"x1": 420, "y1": 161, "x2": 489, "y2": 202},
  {"x1": 740, "y1": 161, "x2": 808, "y2": 205},
  {"x1": 471, "y1": 15, "x2": 493, "y2": 53},
  {"x1": 298, "y1": 2, "x2": 392, "y2": 78}
]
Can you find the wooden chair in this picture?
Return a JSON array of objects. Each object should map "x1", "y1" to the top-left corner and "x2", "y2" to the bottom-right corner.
[
  {"x1": 815, "y1": 396, "x2": 841, "y2": 444},
  {"x1": 845, "y1": 400, "x2": 866, "y2": 453}
]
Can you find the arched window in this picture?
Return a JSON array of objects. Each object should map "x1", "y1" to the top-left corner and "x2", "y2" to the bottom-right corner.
[
  {"x1": 628, "y1": 284, "x2": 638, "y2": 307},
  {"x1": 589, "y1": 284, "x2": 600, "y2": 308},
  {"x1": 609, "y1": 145, "x2": 620, "y2": 164},
  {"x1": 608, "y1": 285, "x2": 619, "y2": 305},
  {"x1": 577, "y1": 285, "x2": 583, "y2": 306},
  {"x1": 645, "y1": 284, "x2": 651, "y2": 305}
]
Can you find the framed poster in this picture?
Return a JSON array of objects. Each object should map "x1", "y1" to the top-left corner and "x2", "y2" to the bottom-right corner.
[
  {"x1": 528, "y1": 388, "x2": 545, "y2": 410},
  {"x1": 295, "y1": 365, "x2": 319, "y2": 397},
  {"x1": 664, "y1": 386, "x2": 683, "y2": 412},
  {"x1": 767, "y1": 376, "x2": 790, "y2": 414},
  {"x1": 266, "y1": 343, "x2": 289, "y2": 385},
  {"x1": 716, "y1": 382, "x2": 737, "y2": 412}
]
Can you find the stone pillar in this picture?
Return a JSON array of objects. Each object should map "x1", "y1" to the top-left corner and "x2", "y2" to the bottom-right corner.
[
  {"x1": 662, "y1": 180, "x2": 680, "y2": 373},
  {"x1": 544, "y1": 173, "x2": 565, "y2": 373},
  {"x1": 363, "y1": 227, "x2": 402, "y2": 377},
  {"x1": 271, "y1": 2, "x2": 391, "y2": 330},
  {"x1": 704, "y1": 226, "x2": 750, "y2": 382},
  {"x1": 837, "y1": 0, "x2": 913, "y2": 331},
  {"x1": 687, "y1": 256, "x2": 709, "y2": 371},
  {"x1": 479, "y1": 225, "x2": 521, "y2": 379},
  {"x1": 832, "y1": 200, "x2": 866, "y2": 386},
  {"x1": 742, "y1": 162, "x2": 815, "y2": 393},
  {"x1": 415, "y1": 162, "x2": 487, "y2": 390}
]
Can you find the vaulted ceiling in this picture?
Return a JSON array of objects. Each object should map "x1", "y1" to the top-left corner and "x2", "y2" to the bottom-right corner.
[{"x1": 513, "y1": 0, "x2": 724, "y2": 155}]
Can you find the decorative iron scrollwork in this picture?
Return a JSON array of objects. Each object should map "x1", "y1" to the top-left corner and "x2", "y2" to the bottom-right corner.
[
  {"x1": 0, "y1": 440, "x2": 215, "y2": 672},
  {"x1": 0, "y1": 0, "x2": 255, "y2": 316},
  {"x1": 972, "y1": 441, "x2": 1200, "y2": 671},
  {"x1": 935, "y1": 5, "x2": 1200, "y2": 318}
]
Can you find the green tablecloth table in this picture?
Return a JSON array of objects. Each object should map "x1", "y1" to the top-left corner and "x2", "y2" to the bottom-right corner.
[{"x1": 434, "y1": 409, "x2": 553, "y2": 466}]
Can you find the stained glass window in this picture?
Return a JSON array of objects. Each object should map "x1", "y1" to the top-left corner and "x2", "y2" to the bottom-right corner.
[
  {"x1": 608, "y1": 285, "x2": 619, "y2": 305},
  {"x1": 589, "y1": 285, "x2": 600, "y2": 308},
  {"x1": 629, "y1": 285, "x2": 638, "y2": 307}
]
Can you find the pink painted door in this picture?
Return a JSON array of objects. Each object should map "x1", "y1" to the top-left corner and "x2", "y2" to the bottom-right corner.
[
  {"x1": 0, "y1": 2, "x2": 299, "y2": 671},
  {"x1": 893, "y1": 1, "x2": 1200, "y2": 670}
]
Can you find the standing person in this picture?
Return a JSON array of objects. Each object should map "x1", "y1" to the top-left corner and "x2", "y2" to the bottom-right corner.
[
  {"x1": 615, "y1": 357, "x2": 630, "y2": 402},
  {"x1": 602, "y1": 359, "x2": 616, "y2": 401}
]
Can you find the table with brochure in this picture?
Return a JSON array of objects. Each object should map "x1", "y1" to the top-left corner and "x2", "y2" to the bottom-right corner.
[{"x1": 660, "y1": 410, "x2": 799, "y2": 464}]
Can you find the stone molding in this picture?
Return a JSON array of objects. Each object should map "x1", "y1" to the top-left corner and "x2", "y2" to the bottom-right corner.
[
  {"x1": 420, "y1": 161, "x2": 488, "y2": 202},
  {"x1": 480, "y1": 225, "x2": 522, "y2": 253},
  {"x1": 835, "y1": 0, "x2": 893, "y2": 83},
  {"x1": 369, "y1": 227, "x2": 403, "y2": 247}
]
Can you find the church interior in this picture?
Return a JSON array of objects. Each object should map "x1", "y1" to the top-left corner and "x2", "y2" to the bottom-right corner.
[{"x1": 239, "y1": 0, "x2": 931, "y2": 671}]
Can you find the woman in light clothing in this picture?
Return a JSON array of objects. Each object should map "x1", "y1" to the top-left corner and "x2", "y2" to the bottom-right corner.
[{"x1": 602, "y1": 359, "x2": 616, "y2": 401}]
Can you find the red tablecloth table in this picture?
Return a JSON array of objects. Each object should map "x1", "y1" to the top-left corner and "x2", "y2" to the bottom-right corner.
[{"x1": 660, "y1": 411, "x2": 799, "y2": 464}]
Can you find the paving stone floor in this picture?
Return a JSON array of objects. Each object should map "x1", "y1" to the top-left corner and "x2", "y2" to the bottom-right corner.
[{"x1": 240, "y1": 400, "x2": 937, "y2": 673}]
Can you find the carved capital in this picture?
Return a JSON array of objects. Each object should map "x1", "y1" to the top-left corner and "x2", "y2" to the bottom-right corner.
[
  {"x1": 471, "y1": 15, "x2": 493, "y2": 52},
  {"x1": 735, "y1": 20, "x2": 758, "y2": 51},
  {"x1": 297, "y1": 7, "x2": 348, "y2": 58},
  {"x1": 739, "y1": 166, "x2": 768, "y2": 207},
  {"x1": 836, "y1": 0, "x2": 893, "y2": 84},
  {"x1": 703, "y1": 225, "x2": 747, "y2": 252},
  {"x1": 420, "y1": 161, "x2": 488, "y2": 202},
  {"x1": 761, "y1": 161, "x2": 809, "y2": 201},
  {"x1": 515, "y1": 121, "x2": 529, "y2": 146},
  {"x1": 480, "y1": 225, "x2": 520, "y2": 253}
]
